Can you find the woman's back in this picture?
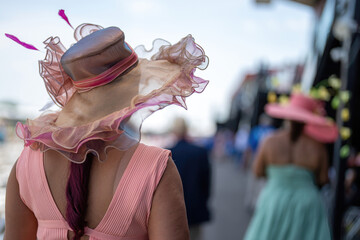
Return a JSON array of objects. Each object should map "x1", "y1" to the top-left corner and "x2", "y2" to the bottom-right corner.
[
  {"x1": 265, "y1": 130, "x2": 324, "y2": 168},
  {"x1": 44, "y1": 146, "x2": 136, "y2": 232},
  {"x1": 254, "y1": 129, "x2": 329, "y2": 186},
  {"x1": 13, "y1": 143, "x2": 179, "y2": 240}
]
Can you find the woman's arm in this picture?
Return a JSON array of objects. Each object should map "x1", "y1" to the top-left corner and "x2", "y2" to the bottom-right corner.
[
  {"x1": 317, "y1": 145, "x2": 329, "y2": 187},
  {"x1": 148, "y1": 157, "x2": 189, "y2": 240},
  {"x1": 4, "y1": 162, "x2": 38, "y2": 240},
  {"x1": 252, "y1": 139, "x2": 268, "y2": 178}
]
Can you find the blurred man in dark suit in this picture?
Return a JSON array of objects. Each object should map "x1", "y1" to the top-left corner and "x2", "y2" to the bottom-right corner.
[{"x1": 170, "y1": 117, "x2": 211, "y2": 240}]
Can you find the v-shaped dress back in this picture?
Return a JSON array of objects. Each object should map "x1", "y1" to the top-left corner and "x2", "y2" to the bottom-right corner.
[{"x1": 16, "y1": 143, "x2": 170, "y2": 240}]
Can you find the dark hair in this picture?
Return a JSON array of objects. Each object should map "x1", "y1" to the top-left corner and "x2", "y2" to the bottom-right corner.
[
  {"x1": 289, "y1": 121, "x2": 304, "y2": 143},
  {"x1": 66, "y1": 154, "x2": 93, "y2": 240}
]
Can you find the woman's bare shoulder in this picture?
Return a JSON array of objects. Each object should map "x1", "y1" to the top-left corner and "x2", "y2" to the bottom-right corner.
[
  {"x1": 302, "y1": 134, "x2": 327, "y2": 152},
  {"x1": 148, "y1": 156, "x2": 189, "y2": 240},
  {"x1": 261, "y1": 129, "x2": 285, "y2": 147}
]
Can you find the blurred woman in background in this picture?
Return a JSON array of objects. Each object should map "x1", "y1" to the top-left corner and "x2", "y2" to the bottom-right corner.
[{"x1": 244, "y1": 93, "x2": 338, "y2": 240}]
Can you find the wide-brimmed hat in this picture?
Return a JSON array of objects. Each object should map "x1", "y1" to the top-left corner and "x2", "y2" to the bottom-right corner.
[
  {"x1": 265, "y1": 93, "x2": 338, "y2": 143},
  {"x1": 16, "y1": 23, "x2": 209, "y2": 162}
]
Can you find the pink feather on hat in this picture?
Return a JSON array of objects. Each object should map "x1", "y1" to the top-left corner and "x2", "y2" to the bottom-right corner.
[
  {"x1": 58, "y1": 9, "x2": 74, "y2": 29},
  {"x1": 5, "y1": 33, "x2": 39, "y2": 51}
]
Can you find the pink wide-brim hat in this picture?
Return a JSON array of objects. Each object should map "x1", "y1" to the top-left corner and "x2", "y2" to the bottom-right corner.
[
  {"x1": 265, "y1": 93, "x2": 338, "y2": 143},
  {"x1": 15, "y1": 24, "x2": 209, "y2": 163}
]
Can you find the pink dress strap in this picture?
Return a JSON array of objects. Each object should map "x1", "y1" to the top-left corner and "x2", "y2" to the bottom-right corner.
[
  {"x1": 16, "y1": 147, "x2": 69, "y2": 239},
  {"x1": 16, "y1": 143, "x2": 170, "y2": 240}
]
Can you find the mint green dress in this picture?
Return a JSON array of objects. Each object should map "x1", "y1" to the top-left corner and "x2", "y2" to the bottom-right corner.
[{"x1": 244, "y1": 165, "x2": 332, "y2": 240}]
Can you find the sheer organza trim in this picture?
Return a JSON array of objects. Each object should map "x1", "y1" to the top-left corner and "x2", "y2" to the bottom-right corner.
[
  {"x1": 39, "y1": 37, "x2": 76, "y2": 107},
  {"x1": 16, "y1": 35, "x2": 209, "y2": 163}
]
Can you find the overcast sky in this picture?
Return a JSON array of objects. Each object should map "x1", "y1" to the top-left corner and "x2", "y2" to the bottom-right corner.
[{"x1": 0, "y1": 0, "x2": 314, "y2": 136}]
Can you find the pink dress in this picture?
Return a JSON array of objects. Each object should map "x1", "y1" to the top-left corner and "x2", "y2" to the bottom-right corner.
[{"x1": 16, "y1": 143, "x2": 170, "y2": 240}]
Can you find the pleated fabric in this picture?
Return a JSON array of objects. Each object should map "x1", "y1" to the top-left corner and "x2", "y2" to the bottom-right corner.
[
  {"x1": 244, "y1": 165, "x2": 332, "y2": 240},
  {"x1": 16, "y1": 143, "x2": 170, "y2": 240}
]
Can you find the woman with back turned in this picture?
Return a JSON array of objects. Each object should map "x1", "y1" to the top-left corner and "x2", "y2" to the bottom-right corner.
[
  {"x1": 244, "y1": 93, "x2": 338, "y2": 240},
  {"x1": 4, "y1": 21, "x2": 209, "y2": 240}
]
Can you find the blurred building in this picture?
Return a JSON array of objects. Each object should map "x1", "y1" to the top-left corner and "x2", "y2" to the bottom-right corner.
[
  {"x1": 0, "y1": 101, "x2": 29, "y2": 142},
  {"x1": 220, "y1": 63, "x2": 303, "y2": 133}
]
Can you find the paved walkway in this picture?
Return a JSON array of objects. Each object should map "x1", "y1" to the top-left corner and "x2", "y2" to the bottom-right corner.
[{"x1": 203, "y1": 158, "x2": 253, "y2": 240}]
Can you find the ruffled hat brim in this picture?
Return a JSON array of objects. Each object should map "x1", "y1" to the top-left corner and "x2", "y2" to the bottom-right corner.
[
  {"x1": 304, "y1": 124, "x2": 338, "y2": 143},
  {"x1": 265, "y1": 103, "x2": 329, "y2": 125},
  {"x1": 16, "y1": 35, "x2": 209, "y2": 163},
  {"x1": 265, "y1": 103, "x2": 338, "y2": 143}
]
